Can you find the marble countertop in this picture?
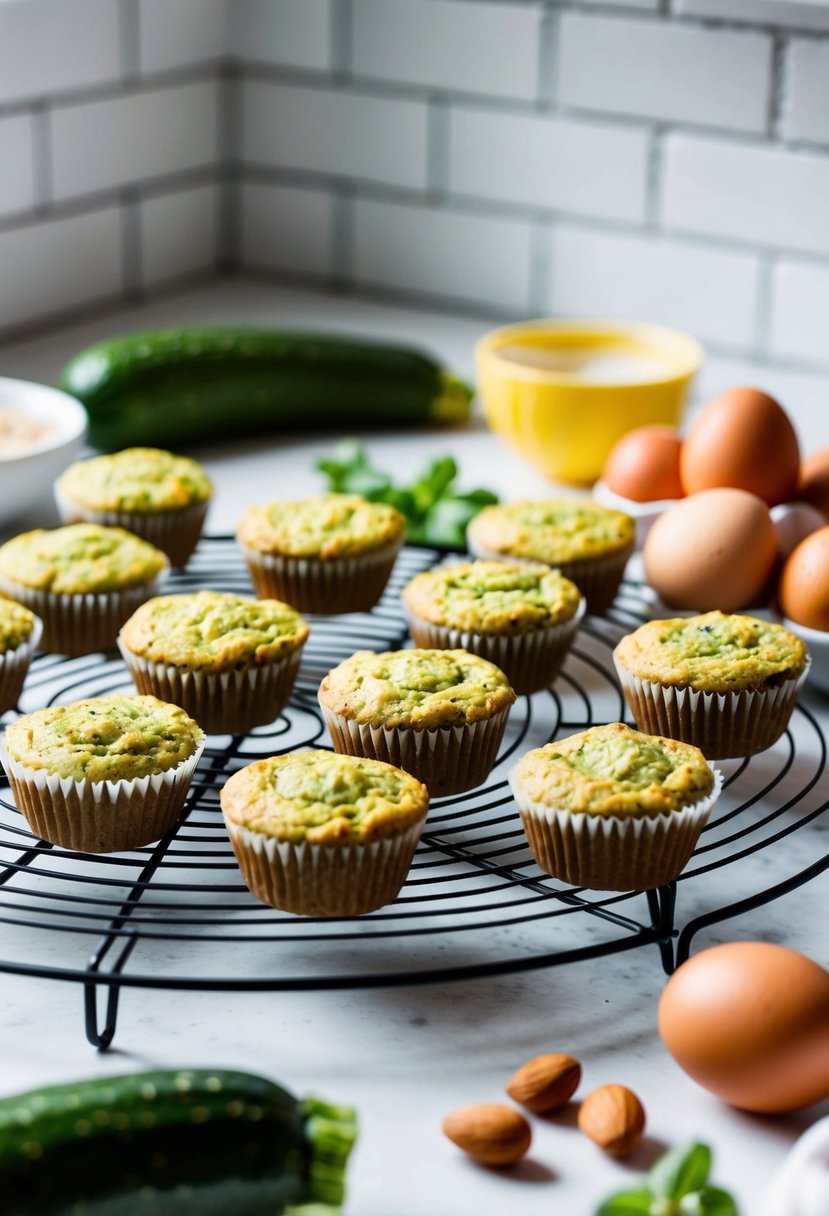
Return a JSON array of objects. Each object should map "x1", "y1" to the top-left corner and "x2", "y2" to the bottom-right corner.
[{"x1": 0, "y1": 281, "x2": 827, "y2": 1215}]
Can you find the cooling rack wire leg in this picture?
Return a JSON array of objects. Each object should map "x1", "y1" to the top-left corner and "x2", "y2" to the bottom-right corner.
[
  {"x1": 84, "y1": 978, "x2": 121, "y2": 1050},
  {"x1": 646, "y1": 883, "x2": 677, "y2": 976}
]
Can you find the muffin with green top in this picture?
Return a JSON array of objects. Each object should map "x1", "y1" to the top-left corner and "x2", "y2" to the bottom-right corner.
[
  {"x1": 318, "y1": 648, "x2": 516, "y2": 795},
  {"x1": 0, "y1": 524, "x2": 168, "y2": 656},
  {"x1": 220, "y1": 750, "x2": 429, "y2": 915},
  {"x1": 55, "y1": 447, "x2": 213, "y2": 567},
  {"x1": 613, "y1": 612, "x2": 810, "y2": 759},
  {"x1": 237, "y1": 492, "x2": 406, "y2": 614},
  {"x1": 467, "y1": 499, "x2": 635, "y2": 615},
  {"x1": 119, "y1": 590, "x2": 309, "y2": 734},
  {"x1": 403, "y1": 560, "x2": 585, "y2": 695},
  {"x1": 510, "y1": 722, "x2": 721, "y2": 890},
  {"x1": 0, "y1": 599, "x2": 42, "y2": 716},
  {"x1": 0, "y1": 694, "x2": 204, "y2": 852}
]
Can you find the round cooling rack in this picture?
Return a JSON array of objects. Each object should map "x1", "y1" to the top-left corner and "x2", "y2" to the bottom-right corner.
[{"x1": 0, "y1": 537, "x2": 827, "y2": 1049}]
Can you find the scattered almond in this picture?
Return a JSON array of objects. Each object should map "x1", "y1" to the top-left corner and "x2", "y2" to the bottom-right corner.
[
  {"x1": 442, "y1": 1102, "x2": 532, "y2": 1166},
  {"x1": 577, "y1": 1084, "x2": 646, "y2": 1158},
  {"x1": 506, "y1": 1052, "x2": 581, "y2": 1114}
]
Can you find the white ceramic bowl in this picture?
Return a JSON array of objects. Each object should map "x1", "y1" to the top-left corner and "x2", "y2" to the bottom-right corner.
[
  {"x1": 0, "y1": 377, "x2": 87, "y2": 531},
  {"x1": 781, "y1": 617, "x2": 829, "y2": 695},
  {"x1": 593, "y1": 479, "x2": 681, "y2": 550}
]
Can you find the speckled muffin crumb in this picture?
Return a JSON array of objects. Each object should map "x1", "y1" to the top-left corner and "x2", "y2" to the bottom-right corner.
[
  {"x1": 120, "y1": 591, "x2": 308, "y2": 672},
  {"x1": 4, "y1": 694, "x2": 203, "y2": 784},
  {"x1": 403, "y1": 560, "x2": 582, "y2": 634},
  {"x1": 512, "y1": 722, "x2": 714, "y2": 819},
  {"x1": 220, "y1": 750, "x2": 428, "y2": 845},
  {"x1": 614, "y1": 612, "x2": 807, "y2": 693},
  {"x1": 57, "y1": 448, "x2": 212, "y2": 513},
  {"x1": 319, "y1": 648, "x2": 516, "y2": 730},
  {"x1": 237, "y1": 493, "x2": 405, "y2": 559},
  {"x1": 0, "y1": 524, "x2": 168, "y2": 594},
  {"x1": 468, "y1": 499, "x2": 634, "y2": 565},
  {"x1": 0, "y1": 598, "x2": 37, "y2": 653}
]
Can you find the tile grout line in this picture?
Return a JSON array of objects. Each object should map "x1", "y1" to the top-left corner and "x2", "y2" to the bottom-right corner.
[
  {"x1": 30, "y1": 103, "x2": 53, "y2": 213},
  {"x1": 118, "y1": 0, "x2": 141, "y2": 82}
]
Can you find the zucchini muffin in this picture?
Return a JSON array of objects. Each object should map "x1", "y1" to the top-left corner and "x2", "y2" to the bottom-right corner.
[
  {"x1": 0, "y1": 524, "x2": 168, "y2": 656},
  {"x1": 613, "y1": 612, "x2": 810, "y2": 759},
  {"x1": 55, "y1": 447, "x2": 213, "y2": 567},
  {"x1": 119, "y1": 590, "x2": 309, "y2": 735},
  {"x1": 403, "y1": 560, "x2": 585, "y2": 695},
  {"x1": 0, "y1": 598, "x2": 42, "y2": 716},
  {"x1": 0, "y1": 694, "x2": 204, "y2": 852},
  {"x1": 467, "y1": 499, "x2": 635, "y2": 616},
  {"x1": 237, "y1": 493, "x2": 405, "y2": 614},
  {"x1": 510, "y1": 722, "x2": 721, "y2": 891},
  {"x1": 220, "y1": 750, "x2": 429, "y2": 915},
  {"x1": 318, "y1": 647, "x2": 516, "y2": 795}
]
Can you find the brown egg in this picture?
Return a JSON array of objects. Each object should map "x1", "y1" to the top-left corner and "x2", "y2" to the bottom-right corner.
[
  {"x1": 681, "y1": 387, "x2": 801, "y2": 506},
  {"x1": 602, "y1": 425, "x2": 684, "y2": 503},
  {"x1": 658, "y1": 942, "x2": 829, "y2": 1113},
  {"x1": 643, "y1": 488, "x2": 778, "y2": 611},
  {"x1": 799, "y1": 448, "x2": 829, "y2": 517},
  {"x1": 779, "y1": 525, "x2": 829, "y2": 631}
]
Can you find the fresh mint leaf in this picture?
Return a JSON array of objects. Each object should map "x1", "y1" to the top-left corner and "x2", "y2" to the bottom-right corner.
[
  {"x1": 679, "y1": 1186, "x2": 738, "y2": 1216},
  {"x1": 651, "y1": 1144, "x2": 712, "y2": 1200},
  {"x1": 596, "y1": 1189, "x2": 654, "y2": 1215}
]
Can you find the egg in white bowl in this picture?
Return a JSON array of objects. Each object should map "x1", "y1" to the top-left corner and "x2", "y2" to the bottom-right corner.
[{"x1": 0, "y1": 377, "x2": 87, "y2": 531}]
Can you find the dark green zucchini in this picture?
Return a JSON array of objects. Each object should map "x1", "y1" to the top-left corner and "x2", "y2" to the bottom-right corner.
[
  {"x1": 0, "y1": 1068, "x2": 356, "y2": 1215},
  {"x1": 59, "y1": 327, "x2": 474, "y2": 451}
]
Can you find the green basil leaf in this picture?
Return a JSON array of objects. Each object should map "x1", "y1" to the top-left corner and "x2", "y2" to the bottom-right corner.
[
  {"x1": 684, "y1": 1185, "x2": 739, "y2": 1216},
  {"x1": 595, "y1": 1189, "x2": 655, "y2": 1216},
  {"x1": 651, "y1": 1144, "x2": 712, "y2": 1200}
]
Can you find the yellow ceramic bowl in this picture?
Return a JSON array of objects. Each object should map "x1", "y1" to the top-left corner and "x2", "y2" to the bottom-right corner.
[{"x1": 477, "y1": 320, "x2": 704, "y2": 485}]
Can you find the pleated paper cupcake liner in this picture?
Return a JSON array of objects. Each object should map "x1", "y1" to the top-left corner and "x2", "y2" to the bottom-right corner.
[
  {"x1": 0, "y1": 615, "x2": 43, "y2": 715},
  {"x1": 404, "y1": 598, "x2": 585, "y2": 696},
  {"x1": 239, "y1": 537, "x2": 403, "y2": 614},
  {"x1": 613, "y1": 655, "x2": 811, "y2": 760},
  {"x1": 224, "y1": 818, "x2": 425, "y2": 916},
  {"x1": 55, "y1": 486, "x2": 209, "y2": 568},
  {"x1": 320, "y1": 705, "x2": 511, "y2": 797},
  {"x1": 0, "y1": 569, "x2": 169, "y2": 657},
  {"x1": 465, "y1": 533, "x2": 633, "y2": 617},
  {"x1": 118, "y1": 641, "x2": 304, "y2": 735},
  {"x1": 510, "y1": 766, "x2": 723, "y2": 892},
  {"x1": 0, "y1": 737, "x2": 204, "y2": 854}
]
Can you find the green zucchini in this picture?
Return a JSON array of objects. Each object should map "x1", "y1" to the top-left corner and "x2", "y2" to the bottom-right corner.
[
  {"x1": 0, "y1": 1068, "x2": 356, "y2": 1215},
  {"x1": 59, "y1": 327, "x2": 474, "y2": 451}
]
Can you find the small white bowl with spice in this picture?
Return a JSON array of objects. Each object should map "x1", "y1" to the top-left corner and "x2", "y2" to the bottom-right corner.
[{"x1": 0, "y1": 377, "x2": 87, "y2": 531}]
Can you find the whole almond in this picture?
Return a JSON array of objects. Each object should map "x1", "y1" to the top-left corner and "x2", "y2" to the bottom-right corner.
[
  {"x1": 577, "y1": 1084, "x2": 646, "y2": 1157},
  {"x1": 506, "y1": 1052, "x2": 581, "y2": 1114},
  {"x1": 442, "y1": 1103, "x2": 531, "y2": 1166}
]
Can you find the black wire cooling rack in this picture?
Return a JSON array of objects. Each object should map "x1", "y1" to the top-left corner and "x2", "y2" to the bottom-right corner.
[{"x1": 0, "y1": 536, "x2": 827, "y2": 1050}]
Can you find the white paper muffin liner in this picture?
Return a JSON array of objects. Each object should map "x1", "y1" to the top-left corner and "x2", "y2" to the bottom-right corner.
[
  {"x1": 55, "y1": 485, "x2": 209, "y2": 568},
  {"x1": 613, "y1": 653, "x2": 811, "y2": 760},
  {"x1": 239, "y1": 537, "x2": 403, "y2": 614},
  {"x1": 320, "y1": 704, "x2": 512, "y2": 797},
  {"x1": 0, "y1": 568, "x2": 169, "y2": 657},
  {"x1": 0, "y1": 615, "x2": 43, "y2": 715},
  {"x1": 465, "y1": 530, "x2": 633, "y2": 617},
  {"x1": 0, "y1": 735, "x2": 204, "y2": 854},
  {"x1": 224, "y1": 817, "x2": 425, "y2": 916},
  {"x1": 404, "y1": 598, "x2": 585, "y2": 696},
  {"x1": 118, "y1": 640, "x2": 304, "y2": 736},
  {"x1": 510, "y1": 765, "x2": 723, "y2": 891}
]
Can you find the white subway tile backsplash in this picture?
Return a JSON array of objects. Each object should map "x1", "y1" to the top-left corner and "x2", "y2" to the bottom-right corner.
[
  {"x1": 240, "y1": 182, "x2": 333, "y2": 276},
  {"x1": 228, "y1": 0, "x2": 331, "y2": 72},
  {"x1": 559, "y1": 15, "x2": 772, "y2": 134},
  {"x1": 573, "y1": 0, "x2": 659, "y2": 9},
  {"x1": 352, "y1": 200, "x2": 533, "y2": 311},
  {"x1": 783, "y1": 41, "x2": 829, "y2": 145},
  {"x1": 664, "y1": 135, "x2": 829, "y2": 258},
  {"x1": 141, "y1": 184, "x2": 219, "y2": 288},
  {"x1": 51, "y1": 82, "x2": 219, "y2": 202},
  {"x1": 770, "y1": 261, "x2": 829, "y2": 364},
  {"x1": 352, "y1": 0, "x2": 540, "y2": 101},
  {"x1": 241, "y1": 81, "x2": 429, "y2": 191},
  {"x1": 0, "y1": 0, "x2": 120, "y2": 106},
  {"x1": 0, "y1": 115, "x2": 35, "y2": 218},
  {"x1": 550, "y1": 226, "x2": 761, "y2": 351},
  {"x1": 450, "y1": 106, "x2": 649, "y2": 223},
  {"x1": 139, "y1": 0, "x2": 225, "y2": 75},
  {"x1": 0, "y1": 209, "x2": 121, "y2": 330},
  {"x1": 675, "y1": 0, "x2": 829, "y2": 32}
]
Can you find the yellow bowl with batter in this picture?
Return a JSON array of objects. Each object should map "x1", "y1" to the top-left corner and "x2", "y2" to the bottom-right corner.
[{"x1": 476, "y1": 320, "x2": 704, "y2": 485}]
